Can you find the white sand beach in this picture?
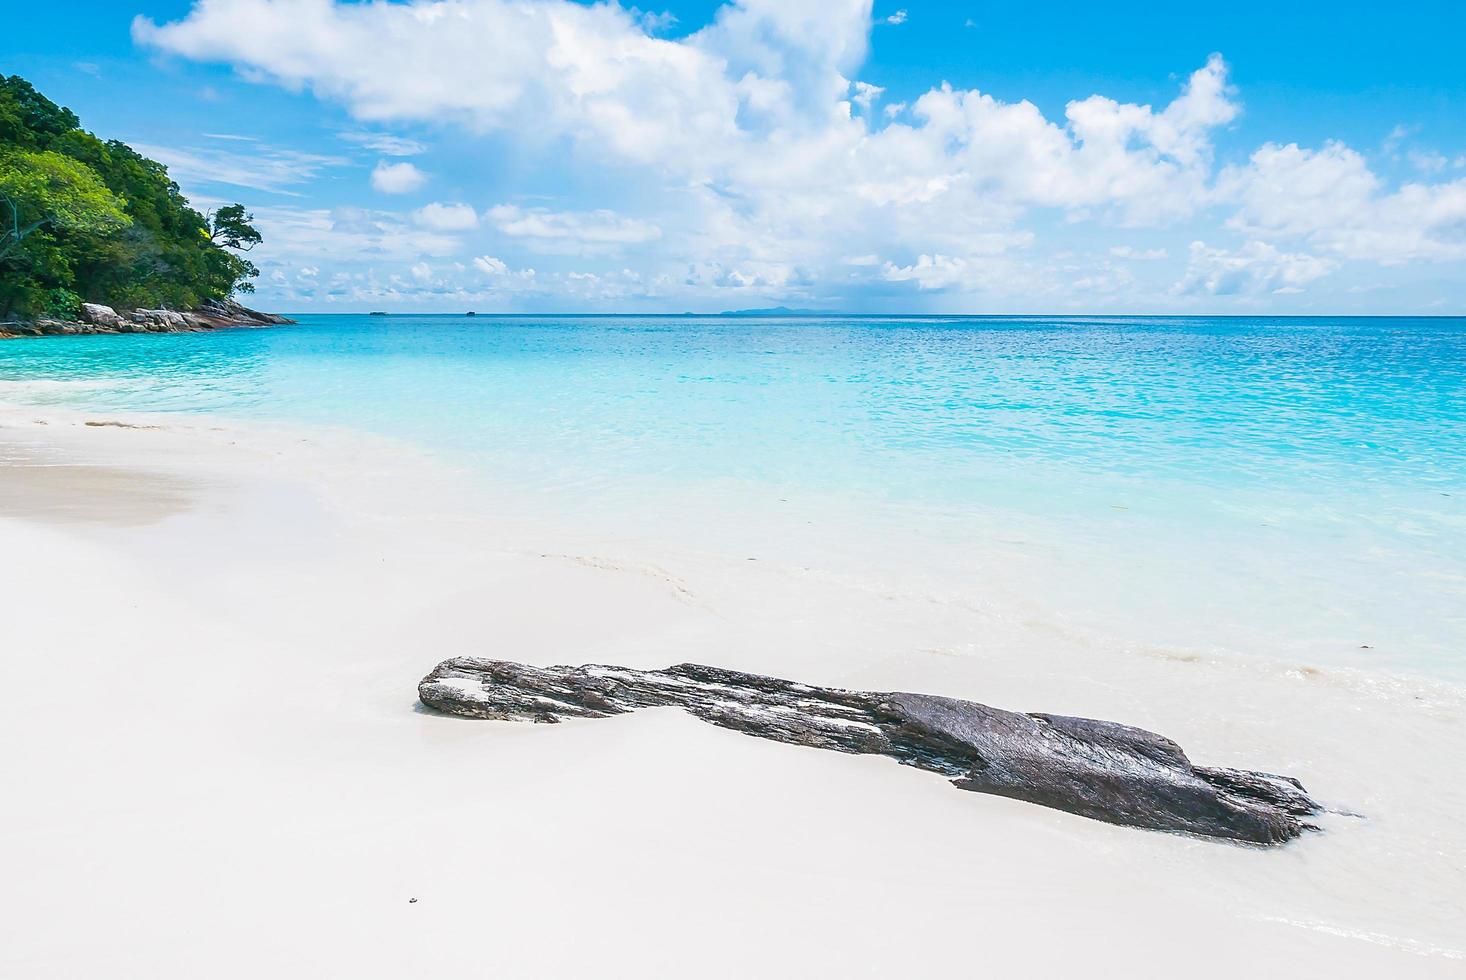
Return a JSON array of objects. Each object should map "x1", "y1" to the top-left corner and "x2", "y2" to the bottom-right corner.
[{"x1": 2, "y1": 405, "x2": 1464, "y2": 978}]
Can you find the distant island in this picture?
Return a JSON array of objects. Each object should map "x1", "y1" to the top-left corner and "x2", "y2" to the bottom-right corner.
[
  {"x1": 718, "y1": 306, "x2": 840, "y2": 317},
  {"x1": 0, "y1": 74, "x2": 288, "y2": 336}
]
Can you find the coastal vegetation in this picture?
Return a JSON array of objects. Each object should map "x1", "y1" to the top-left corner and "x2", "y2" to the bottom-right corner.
[{"x1": 0, "y1": 74, "x2": 260, "y2": 321}]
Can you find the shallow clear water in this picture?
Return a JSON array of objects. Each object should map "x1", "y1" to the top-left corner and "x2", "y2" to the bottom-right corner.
[{"x1": 4, "y1": 314, "x2": 1464, "y2": 679}]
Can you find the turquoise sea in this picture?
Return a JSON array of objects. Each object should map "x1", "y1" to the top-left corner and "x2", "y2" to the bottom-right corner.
[{"x1": 4, "y1": 314, "x2": 1464, "y2": 680}]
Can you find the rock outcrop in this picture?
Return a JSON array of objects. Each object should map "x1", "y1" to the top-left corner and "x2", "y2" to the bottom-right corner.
[
  {"x1": 419, "y1": 658, "x2": 1323, "y2": 845},
  {"x1": 80, "y1": 303, "x2": 127, "y2": 330},
  {"x1": 127, "y1": 308, "x2": 189, "y2": 330},
  {"x1": 189, "y1": 298, "x2": 295, "y2": 328},
  {"x1": 1, "y1": 300, "x2": 294, "y2": 338}
]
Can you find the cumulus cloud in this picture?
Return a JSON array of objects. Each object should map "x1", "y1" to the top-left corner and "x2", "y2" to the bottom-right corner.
[
  {"x1": 245, "y1": 204, "x2": 465, "y2": 263},
  {"x1": 133, "y1": 0, "x2": 1466, "y2": 308},
  {"x1": 131, "y1": 2, "x2": 1238, "y2": 285},
  {"x1": 883, "y1": 254, "x2": 975, "y2": 291},
  {"x1": 136, "y1": 0, "x2": 754, "y2": 167},
  {"x1": 1173, "y1": 240, "x2": 1335, "y2": 296},
  {"x1": 473, "y1": 254, "x2": 539, "y2": 286},
  {"x1": 371, "y1": 160, "x2": 427, "y2": 194},
  {"x1": 634, "y1": 8, "x2": 678, "y2": 34},
  {"x1": 1220, "y1": 142, "x2": 1466, "y2": 262},
  {"x1": 1110, "y1": 246, "x2": 1169, "y2": 260},
  {"x1": 851, "y1": 81, "x2": 884, "y2": 111},
  {"x1": 918, "y1": 52, "x2": 1238, "y2": 223},
  {"x1": 133, "y1": 0, "x2": 1228, "y2": 215},
  {"x1": 486, "y1": 204, "x2": 662, "y2": 252},
  {"x1": 413, "y1": 201, "x2": 480, "y2": 231}
]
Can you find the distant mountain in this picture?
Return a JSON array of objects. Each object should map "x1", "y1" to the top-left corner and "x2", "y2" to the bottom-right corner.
[{"x1": 717, "y1": 306, "x2": 839, "y2": 317}]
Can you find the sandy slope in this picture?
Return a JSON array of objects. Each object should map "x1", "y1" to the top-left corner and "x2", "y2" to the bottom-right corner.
[{"x1": 1, "y1": 409, "x2": 1462, "y2": 978}]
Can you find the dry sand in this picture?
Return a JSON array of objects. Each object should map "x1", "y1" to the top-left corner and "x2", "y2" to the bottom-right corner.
[{"x1": 1, "y1": 408, "x2": 1463, "y2": 977}]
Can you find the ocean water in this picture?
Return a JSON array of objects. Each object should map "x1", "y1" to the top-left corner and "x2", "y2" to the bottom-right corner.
[{"x1": 3, "y1": 314, "x2": 1464, "y2": 680}]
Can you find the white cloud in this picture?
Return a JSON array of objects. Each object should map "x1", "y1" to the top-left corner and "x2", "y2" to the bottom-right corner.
[
  {"x1": 130, "y1": 140, "x2": 345, "y2": 195},
  {"x1": 1173, "y1": 240, "x2": 1335, "y2": 296},
  {"x1": 884, "y1": 9, "x2": 908, "y2": 25},
  {"x1": 1409, "y1": 149, "x2": 1450, "y2": 175},
  {"x1": 473, "y1": 255, "x2": 539, "y2": 285},
  {"x1": 371, "y1": 160, "x2": 427, "y2": 194},
  {"x1": 134, "y1": 0, "x2": 1466, "y2": 308},
  {"x1": 265, "y1": 260, "x2": 667, "y2": 309},
  {"x1": 341, "y1": 131, "x2": 427, "y2": 156},
  {"x1": 1110, "y1": 245, "x2": 1169, "y2": 260},
  {"x1": 883, "y1": 254, "x2": 976, "y2": 290},
  {"x1": 635, "y1": 8, "x2": 678, "y2": 34},
  {"x1": 1072, "y1": 264, "x2": 1136, "y2": 295},
  {"x1": 684, "y1": 261, "x2": 803, "y2": 292},
  {"x1": 1382, "y1": 124, "x2": 1413, "y2": 155},
  {"x1": 1220, "y1": 142, "x2": 1466, "y2": 262},
  {"x1": 413, "y1": 202, "x2": 480, "y2": 231},
  {"x1": 851, "y1": 81, "x2": 884, "y2": 111},
  {"x1": 244, "y1": 204, "x2": 465, "y2": 264},
  {"x1": 133, "y1": 4, "x2": 1237, "y2": 252},
  {"x1": 487, "y1": 204, "x2": 662, "y2": 252}
]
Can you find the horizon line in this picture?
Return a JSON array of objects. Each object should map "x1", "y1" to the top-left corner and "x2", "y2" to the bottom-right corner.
[{"x1": 275, "y1": 311, "x2": 1466, "y2": 319}]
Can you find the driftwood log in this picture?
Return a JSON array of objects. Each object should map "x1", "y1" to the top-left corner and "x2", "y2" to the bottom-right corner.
[{"x1": 418, "y1": 658, "x2": 1320, "y2": 845}]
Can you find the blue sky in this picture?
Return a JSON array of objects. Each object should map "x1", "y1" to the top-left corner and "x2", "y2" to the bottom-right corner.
[{"x1": 7, "y1": 1, "x2": 1466, "y2": 313}]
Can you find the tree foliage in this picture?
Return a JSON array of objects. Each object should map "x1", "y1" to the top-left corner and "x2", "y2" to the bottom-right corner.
[
  {"x1": 1, "y1": 149, "x2": 132, "y2": 257},
  {"x1": 209, "y1": 204, "x2": 262, "y2": 252},
  {"x1": 0, "y1": 75, "x2": 263, "y2": 318}
]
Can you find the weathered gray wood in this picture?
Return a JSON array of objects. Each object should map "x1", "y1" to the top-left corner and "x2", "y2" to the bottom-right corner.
[{"x1": 418, "y1": 657, "x2": 1320, "y2": 845}]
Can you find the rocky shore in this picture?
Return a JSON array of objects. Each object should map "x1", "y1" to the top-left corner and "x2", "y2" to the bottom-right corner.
[{"x1": 0, "y1": 299, "x2": 294, "y2": 339}]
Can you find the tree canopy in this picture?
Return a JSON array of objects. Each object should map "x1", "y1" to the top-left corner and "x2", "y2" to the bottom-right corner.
[
  {"x1": 1, "y1": 150, "x2": 132, "y2": 259},
  {"x1": 0, "y1": 75, "x2": 262, "y2": 319}
]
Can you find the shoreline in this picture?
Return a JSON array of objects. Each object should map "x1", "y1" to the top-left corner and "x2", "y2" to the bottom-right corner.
[{"x1": 2, "y1": 401, "x2": 1464, "y2": 976}]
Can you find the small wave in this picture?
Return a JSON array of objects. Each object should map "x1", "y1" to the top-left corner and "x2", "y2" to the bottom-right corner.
[
  {"x1": 0, "y1": 378, "x2": 119, "y2": 394},
  {"x1": 1257, "y1": 915, "x2": 1466, "y2": 960}
]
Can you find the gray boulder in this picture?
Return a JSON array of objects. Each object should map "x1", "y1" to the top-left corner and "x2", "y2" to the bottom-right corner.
[
  {"x1": 193, "y1": 298, "x2": 295, "y2": 326},
  {"x1": 129, "y1": 308, "x2": 189, "y2": 330},
  {"x1": 79, "y1": 303, "x2": 127, "y2": 330},
  {"x1": 419, "y1": 658, "x2": 1322, "y2": 845}
]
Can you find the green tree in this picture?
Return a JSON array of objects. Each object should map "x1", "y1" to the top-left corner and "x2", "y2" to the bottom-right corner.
[
  {"x1": 0, "y1": 76, "x2": 79, "y2": 150},
  {"x1": 205, "y1": 203, "x2": 263, "y2": 296},
  {"x1": 0, "y1": 149, "x2": 131, "y2": 261},
  {"x1": 0, "y1": 74, "x2": 268, "y2": 318},
  {"x1": 208, "y1": 204, "x2": 262, "y2": 252}
]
